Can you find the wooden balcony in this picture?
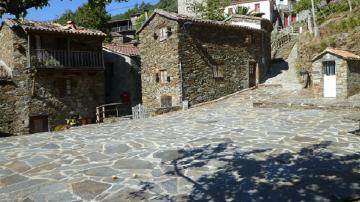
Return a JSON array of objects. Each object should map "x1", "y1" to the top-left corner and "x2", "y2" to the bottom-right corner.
[
  {"x1": 111, "y1": 25, "x2": 134, "y2": 33},
  {"x1": 30, "y1": 49, "x2": 104, "y2": 69}
]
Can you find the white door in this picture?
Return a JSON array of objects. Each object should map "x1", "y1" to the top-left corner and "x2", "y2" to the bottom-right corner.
[{"x1": 323, "y1": 61, "x2": 336, "y2": 98}]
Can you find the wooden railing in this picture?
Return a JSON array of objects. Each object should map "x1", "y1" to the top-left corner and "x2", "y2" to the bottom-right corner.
[
  {"x1": 30, "y1": 49, "x2": 103, "y2": 68},
  {"x1": 111, "y1": 25, "x2": 134, "y2": 32}
]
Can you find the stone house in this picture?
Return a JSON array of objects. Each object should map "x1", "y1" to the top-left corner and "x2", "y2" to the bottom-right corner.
[
  {"x1": 0, "y1": 19, "x2": 106, "y2": 135},
  {"x1": 107, "y1": 18, "x2": 136, "y2": 44},
  {"x1": 103, "y1": 43, "x2": 142, "y2": 107},
  {"x1": 137, "y1": 10, "x2": 272, "y2": 112},
  {"x1": 312, "y1": 48, "x2": 360, "y2": 98}
]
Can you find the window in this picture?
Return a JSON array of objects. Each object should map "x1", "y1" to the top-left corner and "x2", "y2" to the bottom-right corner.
[
  {"x1": 55, "y1": 78, "x2": 74, "y2": 97},
  {"x1": 213, "y1": 66, "x2": 224, "y2": 79},
  {"x1": 161, "y1": 95, "x2": 172, "y2": 107},
  {"x1": 245, "y1": 35, "x2": 252, "y2": 44},
  {"x1": 255, "y1": 3, "x2": 260, "y2": 13},
  {"x1": 323, "y1": 61, "x2": 336, "y2": 76},
  {"x1": 159, "y1": 27, "x2": 168, "y2": 41},
  {"x1": 160, "y1": 70, "x2": 168, "y2": 83}
]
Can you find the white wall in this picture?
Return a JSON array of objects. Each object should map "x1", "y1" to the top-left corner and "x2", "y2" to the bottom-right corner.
[
  {"x1": 224, "y1": 0, "x2": 272, "y2": 21},
  {"x1": 276, "y1": 0, "x2": 289, "y2": 6}
]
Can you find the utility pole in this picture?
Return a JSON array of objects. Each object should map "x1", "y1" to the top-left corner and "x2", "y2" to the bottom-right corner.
[
  {"x1": 311, "y1": 0, "x2": 319, "y2": 37},
  {"x1": 348, "y1": 0, "x2": 352, "y2": 12}
]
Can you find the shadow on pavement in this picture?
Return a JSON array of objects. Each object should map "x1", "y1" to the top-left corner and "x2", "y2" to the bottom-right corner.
[
  {"x1": 265, "y1": 59, "x2": 289, "y2": 81},
  {"x1": 168, "y1": 142, "x2": 360, "y2": 202}
]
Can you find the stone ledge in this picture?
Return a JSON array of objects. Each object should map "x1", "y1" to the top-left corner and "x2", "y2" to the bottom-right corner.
[{"x1": 253, "y1": 101, "x2": 360, "y2": 111}]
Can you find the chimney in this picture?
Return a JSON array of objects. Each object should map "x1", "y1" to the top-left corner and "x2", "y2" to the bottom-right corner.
[
  {"x1": 144, "y1": 9, "x2": 149, "y2": 20},
  {"x1": 66, "y1": 21, "x2": 77, "y2": 30}
]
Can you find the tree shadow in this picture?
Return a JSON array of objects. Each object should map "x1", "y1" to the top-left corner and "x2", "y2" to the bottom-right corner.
[
  {"x1": 265, "y1": 59, "x2": 289, "y2": 81},
  {"x1": 170, "y1": 141, "x2": 360, "y2": 202}
]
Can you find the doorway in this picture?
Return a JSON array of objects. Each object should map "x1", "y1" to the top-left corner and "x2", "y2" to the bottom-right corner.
[
  {"x1": 29, "y1": 115, "x2": 49, "y2": 134},
  {"x1": 249, "y1": 61, "x2": 257, "y2": 88},
  {"x1": 323, "y1": 61, "x2": 336, "y2": 97}
]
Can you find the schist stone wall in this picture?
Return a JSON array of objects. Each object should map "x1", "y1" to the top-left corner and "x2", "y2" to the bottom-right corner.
[
  {"x1": 179, "y1": 22, "x2": 270, "y2": 105},
  {"x1": 139, "y1": 16, "x2": 183, "y2": 111},
  {"x1": 0, "y1": 24, "x2": 31, "y2": 135},
  {"x1": 139, "y1": 14, "x2": 271, "y2": 111},
  {"x1": 0, "y1": 23, "x2": 104, "y2": 135},
  {"x1": 31, "y1": 71, "x2": 104, "y2": 128},
  {"x1": 312, "y1": 53, "x2": 360, "y2": 98},
  {"x1": 103, "y1": 51, "x2": 141, "y2": 106},
  {"x1": 347, "y1": 60, "x2": 360, "y2": 97}
]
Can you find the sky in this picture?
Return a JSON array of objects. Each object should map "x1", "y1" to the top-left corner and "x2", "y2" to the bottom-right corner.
[{"x1": 2, "y1": 0, "x2": 159, "y2": 21}]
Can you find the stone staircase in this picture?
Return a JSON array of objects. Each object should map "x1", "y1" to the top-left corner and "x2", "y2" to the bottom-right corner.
[
  {"x1": 271, "y1": 26, "x2": 299, "y2": 60},
  {"x1": 265, "y1": 43, "x2": 303, "y2": 91}
]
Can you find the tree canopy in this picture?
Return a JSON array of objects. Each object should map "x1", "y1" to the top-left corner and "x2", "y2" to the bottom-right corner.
[
  {"x1": 0, "y1": 0, "x2": 123, "y2": 19},
  {"x1": 56, "y1": 3, "x2": 111, "y2": 35},
  {"x1": 293, "y1": 0, "x2": 321, "y2": 13},
  {"x1": 111, "y1": 0, "x2": 177, "y2": 20},
  {"x1": 192, "y1": 0, "x2": 230, "y2": 21}
]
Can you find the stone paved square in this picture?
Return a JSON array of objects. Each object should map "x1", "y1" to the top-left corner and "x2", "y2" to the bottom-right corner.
[{"x1": 0, "y1": 86, "x2": 359, "y2": 202}]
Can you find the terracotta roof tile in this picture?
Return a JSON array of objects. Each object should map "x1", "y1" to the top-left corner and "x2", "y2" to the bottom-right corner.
[
  {"x1": 313, "y1": 47, "x2": 360, "y2": 61},
  {"x1": 5, "y1": 19, "x2": 106, "y2": 37},
  {"x1": 103, "y1": 43, "x2": 140, "y2": 56}
]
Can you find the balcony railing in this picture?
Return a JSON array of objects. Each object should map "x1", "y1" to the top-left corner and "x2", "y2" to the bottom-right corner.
[
  {"x1": 30, "y1": 49, "x2": 103, "y2": 68},
  {"x1": 111, "y1": 25, "x2": 134, "y2": 32}
]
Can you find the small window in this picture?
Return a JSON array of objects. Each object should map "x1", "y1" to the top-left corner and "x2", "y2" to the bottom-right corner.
[
  {"x1": 159, "y1": 27, "x2": 168, "y2": 41},
  {"x1": 245, "y1": 35, "x2": 252, "y2": 44},
  {"x1": 160, "y1": 70, "x2": 168, "y2": 83},
  {"x1": 161, "y1": 95, "x2": 172, "y2": 107},
  {"x1": 55, "y1": 78, "x2": 73, "y2": 97},
  {"x1": 213, "y1": 66, "x2": 224, "y2": 79},
  {"x1": 66, "y1": 79, "x2": 72, "y2": 95},
  {"x1": 323, "y1": 61, "x2": 335, "y2": 76},
  {"x1": 255, "y1": 3, "x2": 260, "y2": 13}
]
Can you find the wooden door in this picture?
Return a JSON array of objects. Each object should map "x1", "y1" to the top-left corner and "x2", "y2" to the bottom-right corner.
[
  {"x1": 30, "y1": 115, "x2": 49, "y2": 134},
  {"x1": 249, "y1": 61, "x2": 257, "y2": 88},
  {"x1": 323, "y1": 61, "x2": 336, "y2": 98}
]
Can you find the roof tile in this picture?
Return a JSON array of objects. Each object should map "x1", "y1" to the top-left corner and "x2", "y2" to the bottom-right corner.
[
  {"x1": 103, "y1": 43, "x2": 140, "y2": 56},
  {"x1": 5, "y1": 19, "x2": 106, "y2": 37}
]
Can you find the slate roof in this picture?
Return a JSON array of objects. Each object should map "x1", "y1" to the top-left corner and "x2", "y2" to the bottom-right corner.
[
  {"x1": 137, "y1": 9, "x2": 268, "y2": 34},
  {"x1": 103, "y1": 43, "x2": 140, "y2": 57},
  {"x1": 5, "y1": 19, "x2": 106, "y2": 37},
  {"x1": 313, "y1": 48, "x2": 360, "y2": 61}
]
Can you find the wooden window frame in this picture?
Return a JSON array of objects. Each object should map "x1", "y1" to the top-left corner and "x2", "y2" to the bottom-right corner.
[
  {"x1": 159, "y1": 27, "x2": 168, "y2": 41},
  {"x1": 160, "y1": 95, "x2": 172, "y2": 108},
  {"x1": 160, "y1": 70, "x2": 168, "y2": 84}
]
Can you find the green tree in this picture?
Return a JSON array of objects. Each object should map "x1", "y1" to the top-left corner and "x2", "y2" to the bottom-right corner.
[
  {"x1": 0, "y1": 0, "x2": 123, "y2": 19},
  {"x1": 293, "y1": 0, "x2": 321, "y2": 13},
  {"x1": 192, "y1": 0, "x2": 231, "y2": 21},
  {"x1": 56, "y1": 3, "x2": 111, "y2": 38},
  {"x1": 236, "y1": 6, "x2": 255, "y2": 16}
]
